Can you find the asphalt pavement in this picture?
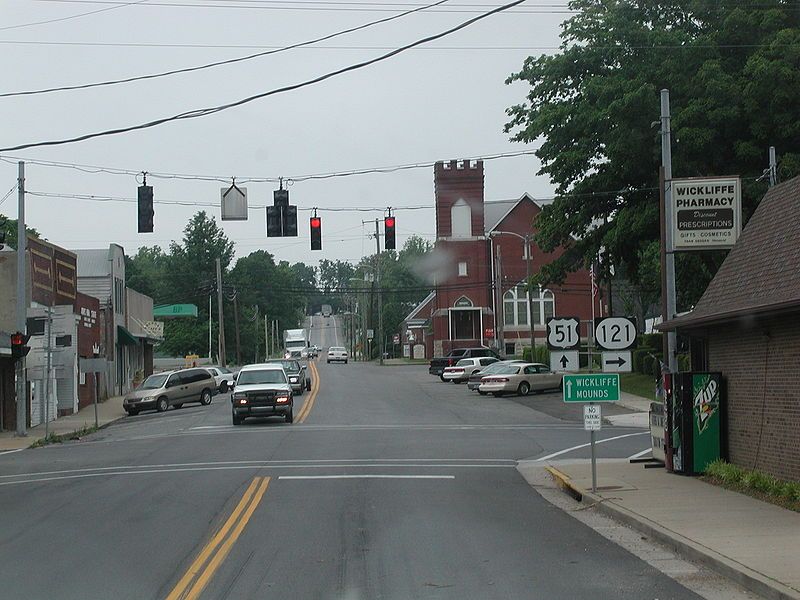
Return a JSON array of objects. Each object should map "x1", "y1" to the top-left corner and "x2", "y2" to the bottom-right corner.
[{"x1": 0, "y1": 315, "x2": 706, "y2": 600}]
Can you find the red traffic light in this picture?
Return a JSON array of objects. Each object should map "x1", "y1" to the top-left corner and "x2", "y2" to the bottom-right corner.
[
  {"x1": 11, "y1": 332, "x2": 25, "y2": 346},
  {"x1": 385, "y1": 217, "x2": 395, "y2": 228},
  {"x1": 310, "y1": 217, "x2": 321, "y2": 228}
]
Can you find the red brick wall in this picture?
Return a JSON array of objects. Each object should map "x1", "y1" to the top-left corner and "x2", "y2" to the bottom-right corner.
[
  {"x1": 493, "y1": 199, "x2": 594, "y2": 340},
  {"x1": 707, "y1": 315, "x2": 800, "y2": 482},
  {"x1": 434, "y1": 160, "x2": 484, "y2": 238}
]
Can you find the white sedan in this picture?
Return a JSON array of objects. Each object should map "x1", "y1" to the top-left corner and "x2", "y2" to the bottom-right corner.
[
  {"x1": 442, "y1": 357, "x2": 499, "y2": 383},
  {"x1": 205, "y1": 366, "x2": 236, "y2": 393},
  {"x1": 327, "y1": 346, "x2": 348, "y2": 364},
  {"x1": 478, "y1": 363, "x2": 563, "y2": 397}
]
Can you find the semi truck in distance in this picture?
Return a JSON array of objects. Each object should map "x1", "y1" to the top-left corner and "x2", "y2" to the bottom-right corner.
[
  {"x1": 284, "y1": 328, "x2": 309, "y2": 358},
  {"x1": 321, "y1": 304, "x2": 332, "y2": 317}
]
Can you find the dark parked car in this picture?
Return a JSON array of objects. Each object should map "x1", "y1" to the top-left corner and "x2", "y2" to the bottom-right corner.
[
  {"x1": 429, "y1": 347, "x2": 502, "y2": 380},
  {"x1": 262, "y1": 359, "x2": 311, "y2": 395}
]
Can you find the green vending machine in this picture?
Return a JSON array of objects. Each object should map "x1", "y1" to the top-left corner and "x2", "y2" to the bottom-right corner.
[{"x1": 672, "y1": 372, "x2": 725, "y2": 475}]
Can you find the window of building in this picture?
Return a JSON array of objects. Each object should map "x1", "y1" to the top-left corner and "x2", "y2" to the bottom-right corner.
[
  {"x1": 458, "y1": 261, "x2": 468, "y2": 277},
  {"x1": 114, "y1": 278, "x2": 125, "y2": 315},
  {"x1": 504, "y1": 342, "x2": 517, "y2": 356},
  {"x1": 450, "y1": 199, "x2": 472, "y2": 238},
  {"x1": 503, "y1": 283, "x2": 555, "y2": 327}
]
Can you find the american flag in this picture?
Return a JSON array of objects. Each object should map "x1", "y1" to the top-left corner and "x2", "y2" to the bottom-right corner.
[{"x1": 590, "y1": 264, "x2": 599, "y2": 298}]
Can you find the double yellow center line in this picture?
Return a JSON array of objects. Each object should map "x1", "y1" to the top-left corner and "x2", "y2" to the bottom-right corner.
[
  {"x1": 296, "y1": 360, "x2": 320, "y2": 424},
  {"x1": 165, "y1": 476, "x2": 270, "y2": 600}
]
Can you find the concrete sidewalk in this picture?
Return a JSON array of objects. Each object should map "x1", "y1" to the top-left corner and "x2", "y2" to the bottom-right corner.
[
  {"x1": 0, "y1": 396, "x2": 127, "y2": 452},
  {"x1": 521, "y1": 459, "x2": 800, "y2": 600},
  {"x1": 603, "y1": 391, "x2": 653, "y2": 428}
]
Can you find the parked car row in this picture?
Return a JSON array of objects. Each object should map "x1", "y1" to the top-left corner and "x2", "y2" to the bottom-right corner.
[{"x1": 437, "y1": 355, "x2": 564, "y2": 397}]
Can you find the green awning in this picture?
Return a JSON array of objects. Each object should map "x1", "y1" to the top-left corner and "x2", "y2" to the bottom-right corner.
[
  {"x1": 117, "y1": 325, "x2": 138, "y2": 346},
  {"x1": 153, "y1": 304, "x2": 198, "y2": 318}
]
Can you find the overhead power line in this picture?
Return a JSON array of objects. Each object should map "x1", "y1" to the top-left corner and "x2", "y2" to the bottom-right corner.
[
  {"x1": 0, "y1": 0, "x2": 528, "y2": 152},
  {"x1": 0, "y1": 0, "x2": 148, "y2": 32},
  {"x1": 0, "y1": 149, "x2": 537, "y2": 183},
  {"x1": 0, "y1": 0, "x2": 452, "y2": 98}
]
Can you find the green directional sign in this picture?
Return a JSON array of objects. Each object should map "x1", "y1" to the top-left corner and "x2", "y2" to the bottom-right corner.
[{"x1": 562, "y1": 374, "x2": 620, "y2": 403}]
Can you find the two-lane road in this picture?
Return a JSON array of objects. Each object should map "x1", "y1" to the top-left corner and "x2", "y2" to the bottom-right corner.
[{"x1": 0, "y1": 315, "x2": 701, "y2": 599}]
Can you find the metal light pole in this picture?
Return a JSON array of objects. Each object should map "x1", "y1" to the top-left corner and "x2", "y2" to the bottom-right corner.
[
  {"x1": 15, "y1": 161, "x2": 27, "y2": 437},
  {"x1": 491, "y1": 230, "x2": 535, "y2": 356},
  {"x1": 661, "y1": 89, "x2": 678, "y2": 373}
]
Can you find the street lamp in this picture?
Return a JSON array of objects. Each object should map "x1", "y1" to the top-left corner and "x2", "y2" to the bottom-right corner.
[{"x1": 490, "y1": 230, "x2": 535, "y2": 358}]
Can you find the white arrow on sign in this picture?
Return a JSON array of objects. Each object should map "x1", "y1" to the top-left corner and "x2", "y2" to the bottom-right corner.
[
  {"x1": 601, "y1": 351, "x2": 632, "y2": 373},
  {"x1": 550, "y1": 350, "x2": 578, "y2": 373}
]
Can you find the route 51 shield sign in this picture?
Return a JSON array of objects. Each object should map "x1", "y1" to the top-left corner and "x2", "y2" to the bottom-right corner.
[{"x1": 546, "y1": 317, "x2": 580, "y2": 350}]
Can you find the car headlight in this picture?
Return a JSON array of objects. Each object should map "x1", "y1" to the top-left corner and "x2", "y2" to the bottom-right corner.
[
  {"x1": 289, "y1": 377, "x2": 298, "y2": 383},
  {"x1": 233, "y1": 392, "x2": 247, "y2": 401}
]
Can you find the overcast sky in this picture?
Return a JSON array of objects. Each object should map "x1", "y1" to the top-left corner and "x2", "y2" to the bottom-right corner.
[{"x1": 1, "y1": 0, "x2": 568, "y2": 267}]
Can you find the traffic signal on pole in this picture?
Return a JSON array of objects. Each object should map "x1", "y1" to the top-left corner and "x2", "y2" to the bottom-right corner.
[
  {"x1": 10, "y1": 331, "x2": 31, "y2": 361},
  {"x1": 266, "y1": 188, "x2": 298, "y2": 237},
  {"x1": 384, "y1": 215, "x2": 396, "y2": 250},
  {"x1": 137, "y1": 185, "x2": 154, "y2": 233},
  {"x1": 284, "y1": 205, "x2": 298, "y2": 237},
  {"x1": 310, "y1": 216, "x2": 322, "y2": 251}
]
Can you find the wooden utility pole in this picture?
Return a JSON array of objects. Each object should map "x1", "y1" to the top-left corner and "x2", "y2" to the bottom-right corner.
[
  {"x1": 232, "y1": 293, "x2": 242, "y2": 366},
  {"x1": 215, "y1": 258, "x2": 226, "y2": 367}
]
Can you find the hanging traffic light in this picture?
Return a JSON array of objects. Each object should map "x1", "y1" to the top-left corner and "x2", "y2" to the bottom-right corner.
[
  {"x1": 137, "y1": 182, "x2": 154, "y2": 233},
  {"x1": 266, "y1": 187, "x2": 298, "y2": 237},
  {"x1": 310, "y1": 214, "x2": 322, "y2": 251},
  {"x1": 384, "y1": 215, "x2": 396, "y2": 250},
  {"x1": 10, "y1": 331, "x2": 31, "y2": 361}
]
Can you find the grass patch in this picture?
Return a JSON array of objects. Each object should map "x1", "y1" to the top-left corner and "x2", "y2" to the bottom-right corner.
[
  {"x1": 619, "y1": 372, "x2": 656, "y2": 400},
  {"x1": 703, "y1": 460, "x2": 800, "y2": 512},
  {"x1": 30, "y1": 424, "x2": 99, "y2": 448}
]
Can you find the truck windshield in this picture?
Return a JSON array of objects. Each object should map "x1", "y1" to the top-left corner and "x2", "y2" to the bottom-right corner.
[{"x1": 237, "y1": 370, "x2": 287, "y2": 385}]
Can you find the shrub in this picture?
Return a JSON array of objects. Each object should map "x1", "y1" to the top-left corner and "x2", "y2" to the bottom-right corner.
[
  {"x1": 640, "y1": 333, "x2": 663, "y2": 349},
  {"x1": 522, "y1": 345, "x2": 549, "y2": 363}
]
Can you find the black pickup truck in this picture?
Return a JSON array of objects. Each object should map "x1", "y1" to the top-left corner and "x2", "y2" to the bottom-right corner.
[{"x1": 429, "y1": 347, "x2": 502, "y2": 380}]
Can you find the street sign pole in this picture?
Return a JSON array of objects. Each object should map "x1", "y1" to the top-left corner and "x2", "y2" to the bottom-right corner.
[{"x1": 590, "y1": 412, "x2": 597, "y2": 493}]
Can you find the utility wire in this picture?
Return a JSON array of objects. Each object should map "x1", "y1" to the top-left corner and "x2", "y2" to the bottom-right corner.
[
  {"x1": 0, "y1": 0, "x2": 451, "y2": 98},
  {"x1": 0, "y1": 0, "x2": 148, "y2": 32},
  {"x1": 0, "y1": 184, "x2": 17, "y2": 207},
  {"x1": 0, "y1": 149, "x2": 537, "y2": 183},
  {"x1": 0, "y1": 0, "x2": 528, "y2": 152}
]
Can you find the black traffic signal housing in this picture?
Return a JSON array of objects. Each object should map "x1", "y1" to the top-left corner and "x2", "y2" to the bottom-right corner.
[
  {"x1": 310, "y1": 216, "x2": 322, "y2": 251},
  {"x1": 137, "y1": 185, "x2": 154, "y2": 233},
  {"x1": 266, "y1": 188, "x2": 298, "y2": 237},
  {"x1": 384, "y1": 215, "x2": 396, "y2": 250},
  {"x1": 10, "y1": 331, "x2": 31, "y2": 361}
]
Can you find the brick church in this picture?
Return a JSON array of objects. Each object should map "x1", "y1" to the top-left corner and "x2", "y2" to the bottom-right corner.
[{"x1": 403, "y1": 159, "x2": 598, "y2": 358}]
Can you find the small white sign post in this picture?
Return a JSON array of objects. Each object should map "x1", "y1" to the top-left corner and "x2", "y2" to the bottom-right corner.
[{"x1": 583, "y1": 404, "x2": 601, "y2": 431}]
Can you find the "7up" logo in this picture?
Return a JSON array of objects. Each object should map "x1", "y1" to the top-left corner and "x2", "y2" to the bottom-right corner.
[{"x1": 693, "y1": 376, "x2": 719, "y2": 434}]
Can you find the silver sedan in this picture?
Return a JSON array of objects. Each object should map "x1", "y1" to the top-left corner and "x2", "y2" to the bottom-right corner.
[{"x1": 478, "y1": 362, "x2": 563, "y2": 397}]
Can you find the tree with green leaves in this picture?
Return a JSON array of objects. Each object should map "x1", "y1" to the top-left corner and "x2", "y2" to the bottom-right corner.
[
  {"x1": 505, "y1": 0, "x2": 800, "y2": 310},
  {"x1": 0, "y1": 215, "x2": 39, "y2": 248}
]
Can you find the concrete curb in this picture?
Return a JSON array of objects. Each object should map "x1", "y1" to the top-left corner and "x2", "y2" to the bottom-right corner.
[{"x1": 545, "y1": 466, "x2": 800, "y2": 600}]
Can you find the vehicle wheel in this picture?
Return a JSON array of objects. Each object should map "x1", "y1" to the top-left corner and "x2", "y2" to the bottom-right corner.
[
  {"x1": 126, "y1": 409, "x2": 138, "y2": 416},
  {"x1": 439, "y1": 374, "x2": 446, "y2": 382},
  {"x1": 493, "y1": 392, "x2": 504, "y2": 398},
  {"x1": 200, "y1": 389, "x2": 212, "y2": 406},
  {"x1": 285, "y1": 409, "x2": 294, "y2": 424},
  {"x1": 518, "y1": 382, "x2": 531, "y2": 396},
  {"x1": 306, "y1": 379, "x2": 312, "y2": 391},
  {"x1": 219, "y1": 382, "x2": 228, "y2": 394},
  {"x1": 232, "y1": 412, "x2": 243, "y2": 426},
  {"x1": 478, "y1": 391, "x2": 487, "y2": 396},
  {"x1": 156, "y1": 397, "x2": 169, "y2": 412},
  {"x1": 344, "y1": 360, "x2": 348, "y2": 364},
  {"x1": 327, "y1": 360, "x2": 331, "y2": 364},
  {"x1": 174, "y1": 403, "x2": 183, "y2": 409}
]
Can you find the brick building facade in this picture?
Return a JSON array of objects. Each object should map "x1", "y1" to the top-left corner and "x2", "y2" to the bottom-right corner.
[
  {"x1": 664, "y1": 176, "x2": 800, "y2": 482},
  {"x1": 404, "y1": 160, "x2": 596, "y2": 358}
]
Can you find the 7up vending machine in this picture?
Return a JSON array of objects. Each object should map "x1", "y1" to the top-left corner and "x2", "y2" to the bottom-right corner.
[{"x1": 671, "y1": 372, "x2": 726, "y2": 475}]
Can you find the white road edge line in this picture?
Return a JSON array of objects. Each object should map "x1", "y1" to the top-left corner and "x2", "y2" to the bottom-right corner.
[
  {"x1": 279, "y1": 475, "x2": 455, "y2": 480},
  {"x1": 627, "y1": 448, "x2": 652, "y2": 460},
  {"x1": 0, "y1": 448, "x2": 24, "y2": 456},
  {"x1": 533, "y1": 431, "x2": 649, "y2": 462}
]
